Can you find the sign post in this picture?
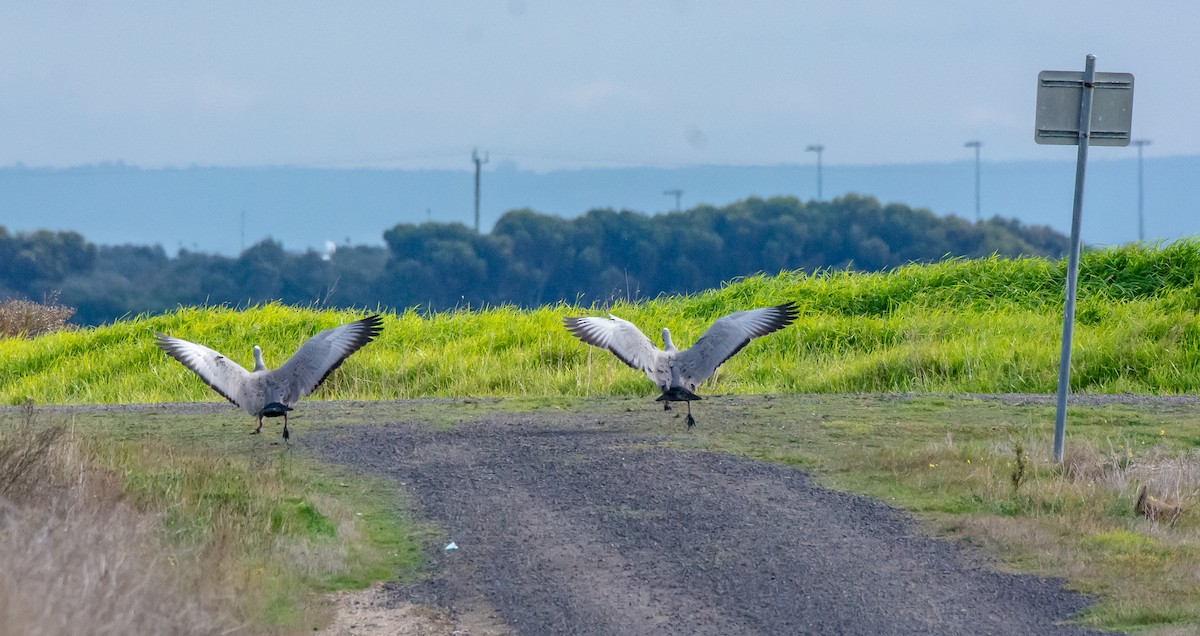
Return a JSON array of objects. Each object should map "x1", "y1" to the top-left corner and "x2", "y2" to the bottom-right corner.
[{"x1": 1035, "y1": 55, "x2": 1134, "y2": 463}]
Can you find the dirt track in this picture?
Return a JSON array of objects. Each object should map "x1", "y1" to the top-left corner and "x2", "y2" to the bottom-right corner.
[{"x1": 305, "y1": 408, "x2": 1113, "y2": 635}]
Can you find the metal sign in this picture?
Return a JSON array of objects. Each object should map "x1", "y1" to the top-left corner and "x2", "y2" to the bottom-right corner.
[
  {"x1": 1037, "y1": 55, "x2": 1134, "y2": 464},
  {"x1": 1035, "y1": 70, "x2": 1134, "y2": 146}
]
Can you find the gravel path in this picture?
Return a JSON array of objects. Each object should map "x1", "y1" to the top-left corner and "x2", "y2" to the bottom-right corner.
[{"x1": 305, "y1": 409, "x2": 1115, "y2": 636}]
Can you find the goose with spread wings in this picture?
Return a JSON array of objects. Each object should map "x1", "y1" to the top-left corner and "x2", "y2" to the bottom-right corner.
[
  {"x1": 155, "y1": 314, "x2": 384, "y2": 440},
  {"x1": 563, "y1": 303, "x2": 798, "y2": 427}
]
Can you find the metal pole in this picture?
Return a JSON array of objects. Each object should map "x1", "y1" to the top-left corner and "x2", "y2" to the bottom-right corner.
[
  {"x1": 1133, "y1": 139, "x2": 1151, "y2": 242},
  {"x1": 472, "y1": 148, "x2": 488, "y2": 233},
  {"x1": 663, "y1": 189, "x2": 683, "y2": 212},
  {"x1": 806, "y1": 144, "x2": 824, "y2": 201},
  {"x1": 965, "y1": 141, "x2": 982, "y2": 221},
  {"x1": 1053, "y1": 54, "x2": 1097, "y2": 464}
]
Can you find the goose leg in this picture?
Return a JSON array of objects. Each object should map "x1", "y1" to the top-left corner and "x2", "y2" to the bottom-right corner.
[
  {"x1": 685, "y1": 401, "x2": 695, "y2": 429},
  {"x1": 282, "y1": 413, "x2": 290, "y2": 441},
  {"x1": 663, "y1": 401, "x2": 671, "y2": 412},
  {"x1": 252, "y1": 415, "x2": 263, "y2": 435}
]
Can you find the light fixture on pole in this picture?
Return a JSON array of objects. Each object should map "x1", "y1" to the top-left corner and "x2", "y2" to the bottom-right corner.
[
  {"x1": 1132, "y1": 139, "x2": 1151, "y2": 242},
  {"x1": 472, "y1": 148, "x2": 489, "y2": 233},
  {"x1": 805, "y1": 144, "x2": 824, "y2": 201},
  {"x1": 663, "y1": 189, "x2": 683, "y2": 212},
  {"x1": 964, "y1": 140, "x2": 982, "y2": 222}
]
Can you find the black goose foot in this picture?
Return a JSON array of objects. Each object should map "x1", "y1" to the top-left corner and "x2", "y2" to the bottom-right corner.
[
  {"x1": 663, "y1": 402, "x2": 671, "y2": 411},
  {"x1": 686, "y1": 414, "x2": 696, "y2": 429}
]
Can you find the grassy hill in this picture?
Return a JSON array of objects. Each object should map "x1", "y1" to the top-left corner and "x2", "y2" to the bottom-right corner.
[{"x1": 5, "y1": 240, "x2": 1200, "y2": 405}]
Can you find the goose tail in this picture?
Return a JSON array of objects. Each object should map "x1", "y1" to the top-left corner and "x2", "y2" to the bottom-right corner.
[
  {"x1": 656, "y1": 387, "x2": 702, "y2": 402},
  {"x1": 261, "y1": 402, "x2": 294, "y2": 417}
]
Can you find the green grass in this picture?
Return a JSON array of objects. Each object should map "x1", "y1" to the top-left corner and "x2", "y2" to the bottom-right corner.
[
  {"x1": 47, "y1": 407, "x2": 430, "y2": 632},
  {"x1": 11, "y1": 396, "x2": 1199, "y2": 633},
  {"x1": 570, "y1": 393, "x2": 1200, "y2": 634},
  {"x1": 6, "y1": 240, "x2": 1200, "y2": 405}
]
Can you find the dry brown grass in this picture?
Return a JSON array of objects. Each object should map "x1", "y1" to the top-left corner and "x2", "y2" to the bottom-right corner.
[
  {"x1": 0, "y1": 404, "x2": 242, "y2": 635},
  {"x1": 0, "y1": 293, "x2": 75, "y2": 338},
  {"x1": 915, "y1": 433, "x2": 1200, "y2": 630}
]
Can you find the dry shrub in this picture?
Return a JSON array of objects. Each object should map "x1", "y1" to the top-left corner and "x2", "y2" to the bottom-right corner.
[
  {"x1": 0, "y1": 292, "x2": 75, "y2": 338},
  {"x1": 1062, "y1": 443, "x2": 1108, "y2": 483},
  {"x1": 0, "y1": 406, "x2": 241, "y2": 635}
]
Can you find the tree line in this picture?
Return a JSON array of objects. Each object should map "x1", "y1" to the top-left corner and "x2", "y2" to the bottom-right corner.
[{"x1": 1, "y1": 194, "x2": 1070, "y2": 326}]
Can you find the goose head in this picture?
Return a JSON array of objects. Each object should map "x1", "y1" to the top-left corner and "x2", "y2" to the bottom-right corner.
[
  {"x1": 661, "y1": 327, "x2": 677, "y2": 352},
  {"x1": 252, "y1": 345, "x2": 267, "y2": 372}
]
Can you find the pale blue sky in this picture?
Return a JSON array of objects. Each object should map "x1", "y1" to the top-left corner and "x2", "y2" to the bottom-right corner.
[{"x1": 1, "y1": 2, "x2": 1194, "y2": 170}]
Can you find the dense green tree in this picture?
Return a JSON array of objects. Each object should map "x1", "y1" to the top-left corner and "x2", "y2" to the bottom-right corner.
[
  {"x1": 4, "y1": 195, "x2": 1071, "y2": 325},
  {"x1": 0, "y1": 226, "x2": 95, "y2": 299}
]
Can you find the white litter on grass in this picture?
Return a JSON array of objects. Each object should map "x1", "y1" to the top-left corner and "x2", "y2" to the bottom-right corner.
[{"x1": 443, "y1": 542, "x2": 459, "y2": 552}]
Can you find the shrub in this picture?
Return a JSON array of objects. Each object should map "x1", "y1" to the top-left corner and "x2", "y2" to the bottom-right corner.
[{"x1": 0, "y1": 293, "x2": 75, "y2": 338}]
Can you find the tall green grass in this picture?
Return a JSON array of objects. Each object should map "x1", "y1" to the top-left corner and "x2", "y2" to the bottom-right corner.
[{"x1": 5, "y1": 240, "x2": 1200, "y2": 405}]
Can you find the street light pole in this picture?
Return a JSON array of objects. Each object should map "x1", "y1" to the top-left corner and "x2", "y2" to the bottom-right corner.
[
  {"x1": 805, "y1": 144, "x2": 824, "y2": 201},
  {"x1": 663, "y1": 189, "x2": 683, "y2": 212},
  {"x1": 964, "y1": 140, "x2": 982, "y2": 222},
  {"x1": 1133, "y1": 139, "x2": 1151, "y2": 242},
  {"x1": 472, "y1": 148, "x2": 489, "y2": 233}
]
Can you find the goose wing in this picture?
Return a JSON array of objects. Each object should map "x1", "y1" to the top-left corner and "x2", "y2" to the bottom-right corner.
[
  {"x1": 155, "y1": 334, "x2": 252, "y2": 408},
  {"x1": 677, "y1": 302, "x2": 798, "y2": 387},
  {"x1": 273, "y1": 314, "x2": 384, "y2": 403},
  {"x1": 563, "y1": 314, "x2": 668, "y2": 386}
]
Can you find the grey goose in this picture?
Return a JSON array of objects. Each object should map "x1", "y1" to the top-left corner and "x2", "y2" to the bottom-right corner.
[
  {"x1": 563, "y1": 302, "x2": 798, "y2": 427},
  {"x1": 155, "y1": 314, "x2": 383, "y2": 440}
]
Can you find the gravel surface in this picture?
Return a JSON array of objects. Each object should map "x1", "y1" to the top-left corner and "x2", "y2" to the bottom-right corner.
[{"x1": 304, "y1": 409, "x2": 1117, "y2": 636}]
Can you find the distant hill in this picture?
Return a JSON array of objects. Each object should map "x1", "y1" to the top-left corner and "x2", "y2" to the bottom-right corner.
[{"x1": 0, "y1": 155, "x2": 1195, "y2": 256}]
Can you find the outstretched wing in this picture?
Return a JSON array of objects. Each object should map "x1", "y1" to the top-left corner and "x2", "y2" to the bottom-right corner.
[
  {"x1": 274, "y1": 314, "x2": 384, "y2": 401},
  {"x1": 563, "y1": 314, "x2": 667, "y2": 386},
  {"x1": 155, "y1": 333, "x2": 252, "y2": 407},
  {"x1": 676, "y1": 302, "x2": 798, "y2": 387}
]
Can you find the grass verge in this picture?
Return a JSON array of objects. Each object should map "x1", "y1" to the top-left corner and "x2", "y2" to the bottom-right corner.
[
  {"x1": 637, "y1": 394, "x2": 1200, "y2": 634},
  {"x1": 5, "y1": 395, "x2": 1198, "y2": 633},
  {"x1": 0, "y1": 403, "x2": 431, "y2": 633}
]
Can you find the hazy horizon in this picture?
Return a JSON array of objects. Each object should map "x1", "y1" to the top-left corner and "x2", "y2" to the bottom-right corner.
[{"x1": 2, "y1": 155, "x2": 1189, "y2": 255}]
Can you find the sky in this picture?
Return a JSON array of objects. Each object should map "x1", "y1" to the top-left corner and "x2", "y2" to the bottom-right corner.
[{"x1": 0, "y1": 2, "x2": 1196, "y2": 172}]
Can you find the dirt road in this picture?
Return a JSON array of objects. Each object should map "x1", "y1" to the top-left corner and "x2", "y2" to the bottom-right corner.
[{"x1": 305, "y1": 409, "x2": 1110, "y2": 635}]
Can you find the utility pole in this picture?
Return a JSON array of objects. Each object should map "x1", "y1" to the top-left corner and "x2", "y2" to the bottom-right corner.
[
  {"x1": 805, "y1": 144, "x2": 824, "y2": 201},
  {"x1": 472, "y1": 148, "x2": 488, "y2": 232},
  {"x1": 1133, "y1": 139, "x2": 1151, "y2": 242},
  {"x1": 663, "y1": 189, "x2": 683, "y2": 212},
  {"x1": 964, "y1": 140, "x2": 982, "y2": 221}
]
